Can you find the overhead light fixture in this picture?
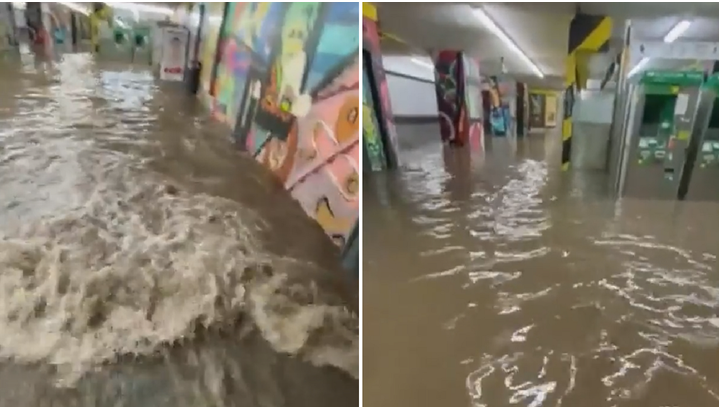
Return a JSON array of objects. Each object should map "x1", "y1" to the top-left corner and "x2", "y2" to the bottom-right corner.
[
  {"x1": 411, "y1": 57, "x2": 435, "y2": 71},
  {"x1": 663, "y1": 20, "x2": 692, "y2": 43},
  {"x1": 105, "y1": 2, "x2": 175, "y2": 16},
  {"x1": 627, "y1": 19, "x2": 692, "y2": 78},
  {"x1": 471, "y1": 7, "x2": 544, "y2": 78}
]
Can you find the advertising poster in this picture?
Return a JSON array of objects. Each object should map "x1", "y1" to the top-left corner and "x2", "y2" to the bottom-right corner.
[
  {"x1": 529, "y1": 93, "x2": 546, "y2": 128},
  {"x1": 159, "y1": 27, "x2": 189, "y2": 82},
  {"x1": 545, "y1": 94, "x2": 558, "y2": 127}
]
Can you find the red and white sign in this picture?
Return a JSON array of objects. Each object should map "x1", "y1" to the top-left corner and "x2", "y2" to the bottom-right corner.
[{"x1": 159, "y1": 27, "x2": 189, "y2": 82}]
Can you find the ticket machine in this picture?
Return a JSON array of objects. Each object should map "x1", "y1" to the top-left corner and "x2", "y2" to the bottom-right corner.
[
  {"x1": 679, "y1": 74, "x2": 719, "y2": 201},
  {"x1": 618, "y1": 70, "x2": 706, "y2": 200}
]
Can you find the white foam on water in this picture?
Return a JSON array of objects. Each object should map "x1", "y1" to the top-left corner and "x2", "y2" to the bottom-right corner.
[{"x1": 0, "y1": 165, "x2": 358, "y2": 386}]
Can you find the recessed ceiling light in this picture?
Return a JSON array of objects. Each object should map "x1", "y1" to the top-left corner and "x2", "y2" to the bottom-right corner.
[
  {"x1": 471, "y1": 7, "x2": 544, "y2": 78},
  {"x1": 628, "y1": 19, "x2": 693, "y2": 78}
]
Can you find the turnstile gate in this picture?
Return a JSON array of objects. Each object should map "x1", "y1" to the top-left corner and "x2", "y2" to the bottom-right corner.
[{"x1": 619, "y1": 71, "x2": 705, "y2": 200}]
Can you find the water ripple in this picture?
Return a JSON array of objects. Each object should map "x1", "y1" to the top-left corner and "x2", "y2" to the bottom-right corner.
[{"x1": 364, "y1": 131, "x2": 718, "y2": 406}]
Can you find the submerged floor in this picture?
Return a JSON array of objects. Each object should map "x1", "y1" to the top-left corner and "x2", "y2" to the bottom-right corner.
[
  {"x1": 363, "y1": 123, "x2": 718, "y2": 407},
  {"x1": 0, "y1": 49, "x2": 358, "y2": 406}
]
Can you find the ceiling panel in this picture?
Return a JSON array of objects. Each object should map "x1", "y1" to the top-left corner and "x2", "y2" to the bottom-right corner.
[{"x1": 375, "y1": 2, "x2": 718, "y2": 89}]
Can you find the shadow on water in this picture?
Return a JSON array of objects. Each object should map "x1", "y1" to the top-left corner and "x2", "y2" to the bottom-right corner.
[
  {"x1": 363, "y1": 124, "x2": 718, "y2": 407},
  {"x1": 0, "y1": 50, "x2": 357, "y2": 405}
]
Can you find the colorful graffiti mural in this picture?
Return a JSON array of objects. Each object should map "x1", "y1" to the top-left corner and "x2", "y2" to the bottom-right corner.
[
  {"x1": 210, "y1": 2, "x2": 359, "y2": 246},
  {"x1": 434, "y1": 50, "x2": 461, "y2": 144},
  {"x1": 432, "y1": 51, "x2": 484, "y2": 150},
  {"x1": 198, "y1": 3, "x2": 225, "y2": 97},
  {"x1": 483, "y1": 76, "x2": 513, "y2": 136},
  {"x1": 362, "y1": 57, "x2": 387, "y2": 172},
  {"x1": 361, "y1": 7, "x2": 399, "y2": 169},
  {"x1": 462, "y1": 55, "x2": 484, "y2": 150}
]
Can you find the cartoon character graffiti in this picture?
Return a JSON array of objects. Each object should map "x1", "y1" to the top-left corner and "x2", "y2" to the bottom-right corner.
[
  {"x1": 275, "y1": 4, "x2": 319, "y2": 117},
  {"x1": 210, "y1": 2, "x2": 360, "y2": 246}
]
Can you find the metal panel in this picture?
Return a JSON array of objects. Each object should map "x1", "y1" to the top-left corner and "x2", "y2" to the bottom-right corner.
[
  {"x1": 571, "y1": 123, "x2": 612, "y2": 170},
  {"x1": 683, "y1": 90, "x2": 719, "y2": 201},
  {"x1": 571, "y1": 88, "x2": 614, "y2": 170},
  {"x1": 621, "y1": 81, "x2": 703, "y2": 199}
]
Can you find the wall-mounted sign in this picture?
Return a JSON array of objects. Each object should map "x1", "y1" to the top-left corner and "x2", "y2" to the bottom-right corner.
[{"x1": 545, "y1": 94, "x2": 557, "y2": 127}]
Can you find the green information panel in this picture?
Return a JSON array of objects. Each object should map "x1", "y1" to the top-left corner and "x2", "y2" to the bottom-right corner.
[
  {"x1": 703, "y1": 73, "x2": 719, "y2": 92},
  {"x1": 641, "y1": 70, "x2": 705, "y2": 86}
]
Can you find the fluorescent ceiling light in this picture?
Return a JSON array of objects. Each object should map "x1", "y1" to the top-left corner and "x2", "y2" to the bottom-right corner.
[
  {"x1": 628, "y1": 19, "x2": 692, "y2": 78},
  {"x1": 411, "y1": 58, "x2": 435, "y2": 70},
  {"x1": 472, "y1": 7, "x2": 544, "y2": 78},
  {"x1": 105, "y1": 2, "x2": 175, "y2": 16},
  {"x1": 664, "y1": 20, "x2": 691, "y2": 43}
]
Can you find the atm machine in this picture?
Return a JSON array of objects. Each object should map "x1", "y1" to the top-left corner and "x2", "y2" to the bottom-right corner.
[
  {"x1": 679, "y1": 74, "x2": 719, "y2": 201},
  {"x1": 618, "y1": 70, "x2": 706, "y2": 200}
]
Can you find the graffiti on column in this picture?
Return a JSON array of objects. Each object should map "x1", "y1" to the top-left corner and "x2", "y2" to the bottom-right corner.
[
  {"x1": 198, "y1": 2, "x2": 225, "y2": 97},
  {"x1": 212, "y1": 2, "x2": 359, "y2": 246},
  {"x1": 483, "y1": 76, "x2": 512, "y2": 136},
  {"x1": 434, "y1": 51, "x2": 461, "y2": 143},
  {"x1": 462, "y1": 55, "x2": 484, "y2": 151},
  {"x1": 362, "y1": 61, "x2": 387, "y2": 172},
  {"x1": 362, "y1": 16, "x2": 398, "y2": 167}
]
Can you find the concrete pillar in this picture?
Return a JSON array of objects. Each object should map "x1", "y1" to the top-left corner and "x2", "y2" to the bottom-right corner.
[
  {"x1": 562, "y1": 13, "x2": 612, "y2": 171},
  {"x1": 361, "y1": 3, "x2": 400, "y2": 171},
  {"x1": 432, "y1": 51, "x2": 484, "y2": 151}
]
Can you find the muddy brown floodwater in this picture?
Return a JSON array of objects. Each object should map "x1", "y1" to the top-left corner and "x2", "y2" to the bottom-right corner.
[
  {"x1": 363, "y1": 124, "x2": 718, "y2": 407},
  {"x1": 0, "y1": 49, "x2": 358, "y2": 406}
]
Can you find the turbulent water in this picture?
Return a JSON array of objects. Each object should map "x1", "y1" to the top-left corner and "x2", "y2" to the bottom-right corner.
[
  {"x1": 363, "y1": 124, "x2": 718, "y2": 407},
  {"x1": 0, "y1": 48, "x2": 357, "y2": 406}
]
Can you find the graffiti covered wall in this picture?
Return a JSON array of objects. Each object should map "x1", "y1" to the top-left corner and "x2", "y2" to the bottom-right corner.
[
  {"x1": 197, "y1": 3, "x2": 225, "y2": 103},
  {"x1": 433, "y1": 51, "x2": 484, "y2": 150},
  {"x1": 362, "y1": 58, "x2": 387, "y2": 172},
  {"x1": 462, "y1": 55, "x2": 484, "y2": 150},
  {"x1": 209, "y1": 2, "x2": 359, "y2": 246},
  {"x1": 434, "y1": 50, "x2": 461, "y2": 144},
  {"x1": 361, "y1": 4, "x2": 399, "y2": 169},
  {"x1": 482, "y1": 76, "x2": 515, "y2": 137}
]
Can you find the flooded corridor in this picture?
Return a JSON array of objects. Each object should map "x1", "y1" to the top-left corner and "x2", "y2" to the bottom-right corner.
[
  {"x1": 363, "y1": 124, "x2": 718, "y2": 406},
  {"x1": 0, "y1": 51, "x2": 358, "y2": 406}
]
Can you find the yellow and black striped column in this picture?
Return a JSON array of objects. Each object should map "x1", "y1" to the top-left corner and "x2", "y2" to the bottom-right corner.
[{"x1": 562, "y1": 14, "x2": 612, "y2": 171}]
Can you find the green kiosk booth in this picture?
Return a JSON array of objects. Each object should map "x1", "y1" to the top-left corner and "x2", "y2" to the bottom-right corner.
[{"x1": 619, "y1": 70, "x2": 717, "y2": 201}]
